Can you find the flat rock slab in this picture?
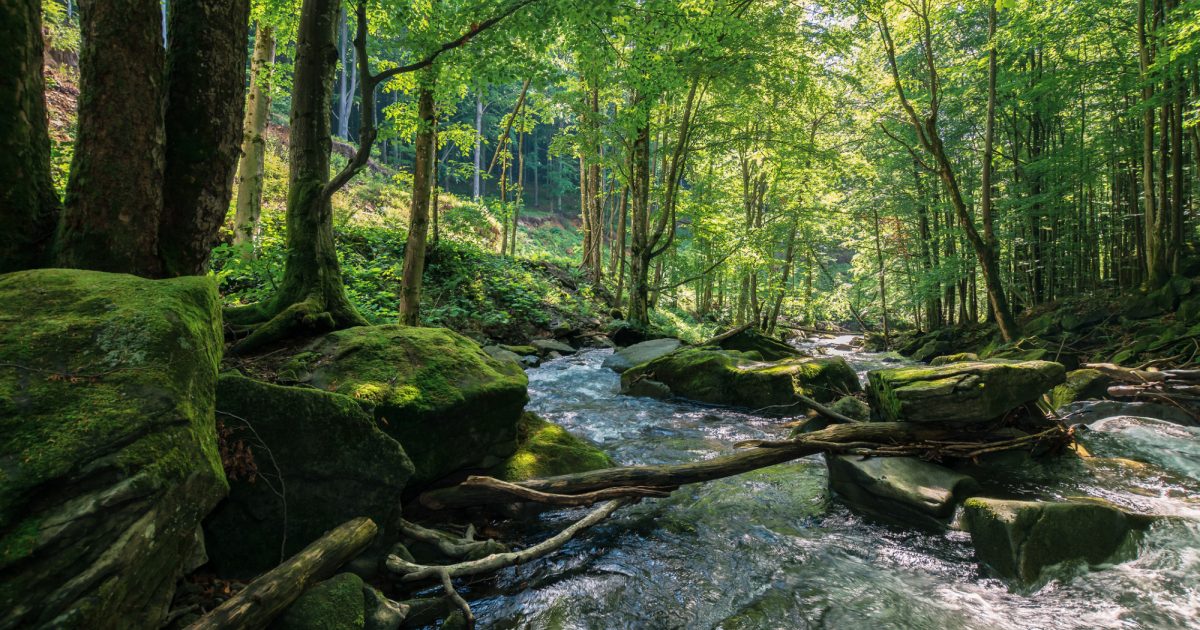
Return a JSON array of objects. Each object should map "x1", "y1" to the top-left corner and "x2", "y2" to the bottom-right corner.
[
  {"x1": 827, "y1": 455, "x2": 979, "y2": 529},
  {"x1": 602, "y1": 338, "x2": 683, "y2": 373},
  {"x1": 867, "y1": 360, "x2": 1066, "y2": 424},
  {"x1": 531, "y1": 338, "x2": 576, "y2": 356},
  {"x1": 962, "y1": 497, "x2": 1153, "y2": 585}
]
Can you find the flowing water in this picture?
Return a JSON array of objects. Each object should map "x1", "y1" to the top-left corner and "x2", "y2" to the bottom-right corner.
[{"x1": 463, "y1": 338, "x2": 1200, "y2": 629}]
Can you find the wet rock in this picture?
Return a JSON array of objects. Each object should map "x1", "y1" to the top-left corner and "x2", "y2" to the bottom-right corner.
[
  {"x1": 205, "y1": 374, "x2": 414, "y2": 578},
  {"x1": 1048, "y1": 369, "x2": 1114, "y2": 411},
  {"x1": 621, "y1": 348, "x2": 861, "y2": 411},
  {"x1": 278, "y1": 325, "x2": 528, "y2": 485},
  {"x1": 363, "y1": 586, "x2": 408, "y2": 630},
  {"x1": 602, "y1": 338, "x2": 683, "y2": 373},
  {"x1": 490, "y1": 413, "x2": 613, "y2": 481},
  {"x1": 500, "y1": 344, "x2": 538, "y2": 356},
  {"x1": 826, "y1": 455, "x2": 980, "y2": 529},
  {"x1": 0, "y1": 269, "x2": 228, "y2": 629},
  {"x1": 715, "y1": 328, "x2": 802, "y2": 361},
  {"x1": 531, "y1": 338, "x2": 576, "y2": 356},
  {"x1": 962, "y1": 497, "x2": 1153, "y2": 585},
  {"x1": 520, "y1": 354, "x2": 541, "y2": 368},
  {"x1": 483, "y1": 344, "x2": 523, "y2": 364},
  {"x1": 929, "y1": 352, "x2": 980, "y2": 366},
  {"x1": 867, "y1": 360, "x2": 1065, "y2": 424},
  {"x1": 607, "y1": 320, "x2": 661, "y2": 347},
  {"x1": 274, "y1": 573, "x2": 365, "y2": 630},
  {"x1": 1058, "y1": 401, "x2": 1198, "y2": 427}
]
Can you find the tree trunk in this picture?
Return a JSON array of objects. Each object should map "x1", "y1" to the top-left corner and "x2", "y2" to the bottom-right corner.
[
  {"x1": 233, "y1": 23, "x2": 276, "y2": 253},
  {"x1": 399, "y1": 82, "x2": 436, "y2": 326},
  {"x1": 59, "y1": 0, "x2": 166, "y2": 276},
  {"x1": 1139, "y1": 0, "x2": 1167, "y2": 288},
  {"x1": 0, "y1": 0, "x2": 60, "y2": 272},
  {"x1": 473, "y1": 92, "x2": 483, "y2": 199},
  {"x1": 159, "y1": 0, "x2": 250, "y2": 276},
  {"x1": 871, "y1": 204, "x2": 890, "y2": 347},
  {"x1": 628, "y1": 115, "x2": 652, "y2": 328}
]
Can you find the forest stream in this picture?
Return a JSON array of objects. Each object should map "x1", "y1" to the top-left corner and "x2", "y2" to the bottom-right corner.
[{"x1": 459, "y1": 338, "x2": 1200, "y2": 629}]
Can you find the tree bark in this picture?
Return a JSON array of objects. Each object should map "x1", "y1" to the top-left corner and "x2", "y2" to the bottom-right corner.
[
  {"x1": 628, "y1": 113, "x2": 652, "y2": 327},
  {"x1": 0, "y1": 0, "x2": 60, "y2": 272},
  {"x1": 159, "y1": 0, "x2": 250, "y2": 276},
  {"x1": 399, "y1": 82, "x2": 436, "y2": 326},
  {"x1": 233, "y1": 23, "x2": 277, "y2": 252},
  {"x1": 473, "y1": 92, "x2": 483, "y2": 199},
  {"x1": 1138, "y1": 0, "x2": 1167, "y2": 288},
  {"x1": 59, "y1": 0, "x2": 166, "y2": 276},
  {"x1": 186, "y1": 518, "x2": 378, "y2": 630}
]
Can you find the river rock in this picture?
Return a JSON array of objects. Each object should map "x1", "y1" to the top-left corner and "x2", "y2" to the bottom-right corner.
[
  {"x1": 274, "y1": 572, "x2": 365, "y2": 630},
  {"x1": 867, "y1": 360, "x2": 1066, "y2": 424},
  {"x1": 490, "y1": 413, "x2": 613, "y2": 481},
  {"x1": 715, "y1": 328, "x2": 802, "y2": 361},
  {"x1": 826, "y1": 455, "x2": 980, "y2": 529},
  {"x1": 602, "y1": 338, "x2": 683, "y2": 373},
  {"x1": 0, "y1": 269, "x2": 229, "y2": 629},
  {"x1": 621, "y1": 348, "x2": 861, "y2": 411},
  {"x1": 929, "y1": 352, "x2": 979, "y2": 366},
  {"x1": 363, "y1": 586, "x2": 408, "y2": 630},
  {"x1": 531, "y1": 338, "x2": 577, "y2": 356},
  {"x1": 1048, "y1": 369, "x2": 1114, "y2": 411},
  {"x1": 962, "y1": 497, "x2": 1153, "y2": 585},
  {"x1": 483, "y1": 344, "x2": 523, "y2": 365},
  {"x1": 278, "y1": 325, "x2": 528, "y2": 485},
  {"x1": 204, "y1": 374, "x2": 414, "y2": 578}
]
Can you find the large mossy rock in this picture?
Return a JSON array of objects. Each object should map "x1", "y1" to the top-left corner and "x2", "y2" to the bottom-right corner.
[
  {"x1": 205, "y1": 374, "x2": 414, "y2": 578},
  {"x1": 0, "y1": 269, "x2": 228, "y2": 629},
  {"x1": 962, "y1": 498, "x2": 1152, "y2": 585},
  {"x1": 867, "y1": 360, "x2": 1065, "y2": 424},
  {"x1": 272, "y1": 572, "x2": 365, "y2": 630},
  {"x1": 280, "y1": 325, "x2": 528, "y2": 485},
  {"x1": 490, "y1": 413, "x2": 613, "y2": 482},
  {"x1": 602, "y1": 338, "x2": 683, "y2": 373},
  {"x1": 714, "y1": 328, "x2": 802, "y2": 361},
  {"x1": 1048, "y1": 369, "x2": 1114, "y2": 411},
  {"x1": 621, "y1": 348, "x2": 860, "y2": 411},
  {"x1": 826, "y1": 455, "x2": 979, "y2": 529}
]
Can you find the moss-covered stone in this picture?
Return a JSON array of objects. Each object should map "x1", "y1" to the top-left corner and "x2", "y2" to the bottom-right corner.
[
  {"x1": 962, "y1": 497, "x2": 1153, "y2": 586},
  {"x1": 929, "y1": 352, "x2": 979, "y2": 366},
  {"x1": 621, "y1": 348, "x2": 860, "y2": 412},
  {"x1": 279, "y1": 325, "x2": 528, "y2": 485},
  {"x1": 272, "y1": 573, "x2": 365, "y2": 630},
  {"x1": 601, "y1": 338, "x2": 683, "y2": 373},
  {"x1": 0, "y1": 269, "x2": 228, "y2": 629},
  {"x1": 491, "y1": 413, "x2": 613, "y2": 481},
  {"x1": 1048, "y1": 369, "x2": 1114, "y2": 411},
  {"x1": 826, "y1": 455, "x2": 979, "y2": 529},
  {"x1": 205, "y1": 374, "x2": 413, "y2": 578},
  {"x1": 867, "y1": 360, "x2": 1066, "y2": 424},
  {"x1": 715, "y1": 328, "x2": 802, "y2": 361}
]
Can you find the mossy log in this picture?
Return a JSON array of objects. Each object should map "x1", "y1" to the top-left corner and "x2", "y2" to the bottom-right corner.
[
  {"x1": 186, "y1": 517, "x2": 378, "y2": 630},
  {"x1": 867, "y1": 360, "x2": 1066, "y2": 424},
  {"x1": 419, "y1": 422, "x2": 1068, "y2": 510}
]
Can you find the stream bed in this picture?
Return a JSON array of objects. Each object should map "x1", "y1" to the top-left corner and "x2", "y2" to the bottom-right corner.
[{"x1": 464, "y1": 339, "x2": 1200, "y2": 629}]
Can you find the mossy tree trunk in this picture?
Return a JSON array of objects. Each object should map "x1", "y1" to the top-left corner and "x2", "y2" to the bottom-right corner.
[
  {"x1": 233, "y1": 22, "x2": 277, "y2": 253},
  {"x1": 58, "y1": 0, "x2": 166, "y2": 276},
  {"x1": 159, "y1": 0, "x2": 250, "y2": 276},
  {"x1": 0, "y1": 0, "x2": 60, "y2": 272},
  {"x1": 228, "y1": 0, "x2": 367, "y2": 353},
  {"x1": 399, "y1": 80, "x2": 437, "y2": 326}
]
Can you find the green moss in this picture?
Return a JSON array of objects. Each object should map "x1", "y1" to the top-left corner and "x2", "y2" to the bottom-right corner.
[
  {"x1": 280, "y1": 325, "x2": 528, "y2": 485},
  {"x1": 492, "y1": 413, "x2": 613, "y2": 481},
  {"x1": 1048, "y1": 369, "x2": 1113, "y2": 410},
  {"x1": 272, "y1": 573, "x2": 365, "y2": 630},
  {"x1": 867, "y1": 360, "x2": 1066, "y2": 424}
]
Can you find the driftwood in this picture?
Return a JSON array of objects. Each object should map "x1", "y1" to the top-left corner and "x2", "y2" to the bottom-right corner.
[
  {"x1": 186, "y1": 518, "x2": 378, "y2": 630},
  {"x1": 1083, "y1": 362, "x2": 1168, "y2": 384},
  {"x1": 420, "y1": 422, "x2": 1070, "y2": 510}
]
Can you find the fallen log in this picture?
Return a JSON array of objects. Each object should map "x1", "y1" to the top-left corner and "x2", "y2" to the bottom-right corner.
[
  {"x1": 419, "y1": 422, "x2": 1069, "y2": 510},
  {"x1": 1082, "y1": 362, "x2": 1168, "y2": 384},
  {"x1": 186, "y1": 518, "x2": 378, "y2": 630},
  {"x1": 700, "y1": 323, "x2": 755, "y2": 346}
]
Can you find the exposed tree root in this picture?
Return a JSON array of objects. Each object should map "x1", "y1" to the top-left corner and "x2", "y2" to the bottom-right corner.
[
  {"x1": 225, "y1": 293, "x2": 367, "y2": 356},
  {"x1": 397, "y1": 518, "x2": 508, "y2": 559}
]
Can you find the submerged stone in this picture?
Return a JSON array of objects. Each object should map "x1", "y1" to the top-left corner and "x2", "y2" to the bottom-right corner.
[
  {"x1": 273, "y1": 572, "x2": 365, "y2": 630},
  {"x1": 0, "y1": 269, "x2": 229, "y2": 629},
  {"x1": 962, "y1": 497, "x2": 1153, "y2": 585},
  {"x1": 205, "y1": 374, "x2": 414, "y2": 578},
  {"x1": 867, "y1": 360, "x2": 1065, "y2": 424},
  {"x1": 490, "y1": 413, "x2": 613, "y2": 481},
  {"x1": 602, "y1": 338, "x2": 683, "y2": 373},
  {"x1": 279, "y1": 325, "x2": 528, "y2": 485},
  {"x1": 621, "y1": 348, "x2": 860, "y2": 411},
  {"x1": 826, "y1": 455, "x2": 980, "y2": 529}
]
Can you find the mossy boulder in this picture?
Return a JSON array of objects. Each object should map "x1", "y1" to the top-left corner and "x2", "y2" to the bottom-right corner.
[
  {"x1": 272, "y1": 573, "x2": 365, "y2": 630},
  {"x1": 0, "y1": 269, "x2": 228, "y2": 629},
  {"x1": 867, "y1": 360, "x2": 1066, "y2": 425},
  {"x1": 929, "y1": 352, "x2": 979, "y2": 366},
  {"x1": 715, "y1": 328, "x2": 802, "y2": 361},
  {"x1": 1048, "y1": 369, "x2": 1114, "y2": 411},
  {"x1": 962, "y1": 497, "x2": 1153, "y2": 585},
  {"x1": 621, "y1": 348, "x2": 860, "y2": 412},
  {"x1": 490, "y1": 413, "x2": 613, "y2": 481},
  {"x1": 531, "y1": 338, "x2": 576, "y2": 357},
  {"x1": 826, "y1": 455, "x2": 979, "y2": 529},
  {"x1": 279, "y1": 325, "x2": 528, "y2": 485},
  {"x1": 911, "y1": 339, "x2": 955, "y2": 363},
  {"x1": 1123, "y1": 286, "x2": 1176, "y2": 319},
  {"x1": 205, "y1": 374, "x2": 414, "y2": 578},
  {"x1": 601, "y1": 338, "x2": 683, "y2": 373}
]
